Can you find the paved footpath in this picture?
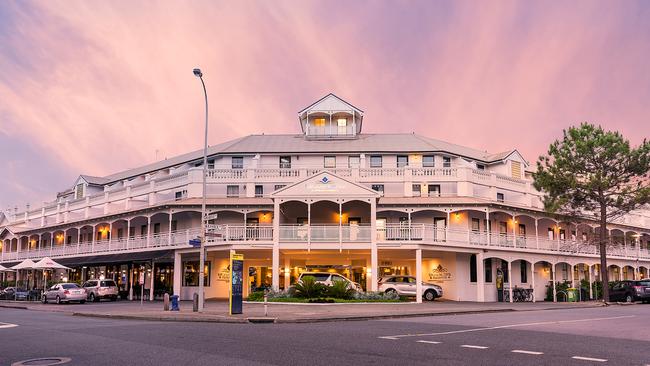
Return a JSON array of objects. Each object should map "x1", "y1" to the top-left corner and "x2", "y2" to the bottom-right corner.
[{"x1": 0, "y1": 299, "x2": 604, "y2": 323}]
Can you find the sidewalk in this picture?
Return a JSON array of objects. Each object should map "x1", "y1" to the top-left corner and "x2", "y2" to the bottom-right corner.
[{"x1": 0, "y1": 299, "x2": 605, "y2": 323}]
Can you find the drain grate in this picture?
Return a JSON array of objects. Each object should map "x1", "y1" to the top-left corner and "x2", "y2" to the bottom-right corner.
[{"x1": 12, "y1": 357, "x2": 72, "y2": 366}]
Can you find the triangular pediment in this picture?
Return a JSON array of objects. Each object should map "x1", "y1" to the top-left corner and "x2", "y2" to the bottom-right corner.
[
  {"x1": 271, "y1": 171, "x2": 379, "y2": 199},
  {"x1": 299, "y1": 93, "x2": 364, "y2": 115}
]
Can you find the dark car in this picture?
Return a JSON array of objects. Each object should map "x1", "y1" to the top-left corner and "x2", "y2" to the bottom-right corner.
[{"x1": 609, "y1": 280, "x2": 650, "y2": 303}]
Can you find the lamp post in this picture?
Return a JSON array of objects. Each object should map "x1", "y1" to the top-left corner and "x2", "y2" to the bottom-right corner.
[{"x1": 193, "y1": 68, "x2": 208, "y2": 312}]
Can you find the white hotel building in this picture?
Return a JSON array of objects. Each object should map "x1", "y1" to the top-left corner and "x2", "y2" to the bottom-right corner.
[{"x1": 1, "y1": 94, "x2": 649, "y2": 302}]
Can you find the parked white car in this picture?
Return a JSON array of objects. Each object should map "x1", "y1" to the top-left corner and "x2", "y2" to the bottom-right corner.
[
  {"x1": 378, "y1": 275, "x2": 443, "y2": 301},
  {"x1": 297, "y1": 272, "x2": 361, "y2": 291}
]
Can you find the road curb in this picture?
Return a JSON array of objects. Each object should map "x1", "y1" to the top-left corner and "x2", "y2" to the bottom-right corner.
[
  {"x1": 71, "y1": 312, "x2": 250, "y2": 323},
  {"x1": 0, "y1": 304, "x2": 28, "y2": 310}
]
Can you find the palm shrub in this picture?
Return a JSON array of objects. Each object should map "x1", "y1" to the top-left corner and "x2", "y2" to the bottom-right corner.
[
  {"x1": 293, "y1": 276, "x2": 326, "y2": 298},
  {"x1": 326, "y1": 281, "x2": 356, "y2": 299}
]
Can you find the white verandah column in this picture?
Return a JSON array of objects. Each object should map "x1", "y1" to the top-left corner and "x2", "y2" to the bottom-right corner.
[
  {"x1": 370, "y1": 199, "x2": 378, "y2": 291},
  {"x1": 477, "y1": 252, "x2": 485, "y2": 302},
  {"x1": 507, "y1": 260, "x2": 513, "y2": 303},
  {"x1": 552, "y1": 263, "x2": 557, "y2": 302},
  {"x1": 173, "y1": 251, "x2": 182, "y2": 297},
  {"x1": 531, "y1": 261, "x2": 536, "y2": 302},
  {"x1": 272, "y1": 200, "x2": 280, "y2": 291},
  {"x1": 149, "y1": 261, "x2": 155, "y2": 301},
  {"x1": 416, "y1": 249, "x2": 422, "y2": 303}
]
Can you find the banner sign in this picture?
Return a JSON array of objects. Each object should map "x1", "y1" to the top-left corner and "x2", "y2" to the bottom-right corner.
[{"x1": 229, "y1": 253, "x2": 244, "y2": 315}]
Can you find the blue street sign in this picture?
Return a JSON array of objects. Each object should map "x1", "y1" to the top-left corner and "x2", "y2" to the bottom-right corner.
[{"x1": 189, "y1": 238, "x2": 201, "y2": 247}]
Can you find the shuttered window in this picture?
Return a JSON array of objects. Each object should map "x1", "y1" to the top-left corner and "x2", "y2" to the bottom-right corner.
[{"x1": 511, "y1": 161, "x2": 522, "y2": 179}]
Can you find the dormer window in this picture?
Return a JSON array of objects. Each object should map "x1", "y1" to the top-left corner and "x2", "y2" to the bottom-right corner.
[{"x1": 75, "y1": 184, "x2": 84, "y2": 199}]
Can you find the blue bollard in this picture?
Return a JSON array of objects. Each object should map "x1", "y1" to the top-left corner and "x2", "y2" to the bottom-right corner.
[{"x1": 170, "y1": 295, "x2": 180, "y2": 311}]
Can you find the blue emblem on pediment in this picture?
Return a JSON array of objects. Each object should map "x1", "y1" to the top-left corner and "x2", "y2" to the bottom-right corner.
[{"x1": 320, "y1": 176, "x2": 329, "y2": 184}]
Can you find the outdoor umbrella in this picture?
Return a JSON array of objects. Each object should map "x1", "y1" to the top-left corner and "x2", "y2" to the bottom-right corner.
[
  {"x1": 33, "y1": 257, "x2": 70, "y2": 289},
  {"x1": 10, "y1": 259, "x2": 36, "y2": 300}
]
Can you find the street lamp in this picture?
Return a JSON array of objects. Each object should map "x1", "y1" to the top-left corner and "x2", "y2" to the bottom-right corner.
[{"x1": 193, "y1": 67, "x2": 208, "y2": 312}]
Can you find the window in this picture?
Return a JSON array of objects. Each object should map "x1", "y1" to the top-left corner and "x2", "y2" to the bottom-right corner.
[
  {"x1": 67, "y1": 235, "x2": 72, "y2": 244},
  {"x1": 428, "y1": 184, "x2": 441, "y2": 197},
  {"x1": 227, "y1": 185, "x2": 239, "y2": 198},
  {"x1": 470, "y1": 254, "x2": 477, "y2": 283},
  {"x1": 511, "y1": 161, "x2": 522, "y2": 179},
  {"x1": 324, "y1": 156, "x2": 336, "y2": 168},
  {"x1": 348, "y1": 156, "x2": 360, "y2": 168},
  {"x1": 76, "y1": 183, "x2": 84, "y2": 199},
  {"x1": 443, "y1": 157, "x2": 451, "y2": 168},
  {"x1": 175, "y1": 190, "x2": 187, "y2": 200},
  {"x1": 274, "y1": 184, "x2": 286, "y2": 191},
  {"x1": 499, "y1": 222, "x2": 507, "y2": 235},
  {"x1": 485, "y1": 258, "x2": 493, "y2": 283},
  {"x1": 412, "y1": 184, "x2": 421, "y2": 197},
  {"x1": 548, "y1": 228, "x2": 554, "y2": 240},
  {"x1": 471, "y1": 218, "x2": 480, "y2": 232},
  {"x1": 231, "y1": 156, "x2": 243, "y2": 169},
  {"x1": 496, "y1": 192, "x2": 505, "y2": 202},
  {"x1": 153, "y1": 223, "x2": 160, "y2": 234},
  {"x1": 397, "y1": 155, "x2": 409, "y2": 168},
  {"x1": 183, "y1": 261, "x2": 211, "y2": 287},
  {"x1": 476, "y1": 164, "x2": 485, "y2": 170},
  {"x1": 423, "y1": 155, "x2": 435, "y2": 167},
  {"x1": 116, "y1": 229, "x2": 123, "y2": 240},
  {"x1": 207, "y1": 159, "x2": 215, "y2": 169},
  {"x1": 520, "y1": 261, "x2": 528, "y2": 283},
  {"x1": 337, "y1": 118, "x2": 347, "y2": 134},
  {"x1": 129, "y1": 227, "x2": 135, "y2": 237},
  {"x1": 371, "y1": 184, "x2": 384, "y2": 194},
  {"x1": 140, "y1": 225, "x2": 147, "y2": 236},
  {"x1": 312, "y1": 117, "x2": 326, "y2": 127},
  {"x1": 279, "y1": 156, "x2": 291, "y2": 169},
  {"x1": 370, "y1": 155, "x2": 383, "y2": 168},
  {"x1": 255, "y1": 185, "x2": 263, "y2": 197},
  {"x1": 171, "y1": 220, "x2": 177, "y2": 231},
  {"x1": 559, "y1": 229, "x2": 566, "y2": 240},
  {"x1": 518, "y1": 223, "x2": 526, "y2": 236},
  {"x1": 582, "y1": 232, "x2": 588, "y2": 241}
]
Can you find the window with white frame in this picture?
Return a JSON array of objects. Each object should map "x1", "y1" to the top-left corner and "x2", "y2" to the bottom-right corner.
[
  {"x1": 443, "y1": 156, "x2": 451, "y2": 168},
  {"x1": 423, "y1": 155, "x2": 435, "y2": 167},
  {"x1": 231, "y1": 157, "x2": 243, "y2": 169},
  {"x1": 370, "y1": 156, "x2": 382, "y2": 168},
  {"x1": 279, "y1": 156, "x2": 291, "y2": 169},
  {"x1": 226, "y1": 185, "x2": 239, "y2": 197},
  {"x1": 76, "y1": 184, "x2": 84, "y2": 199},
  {"x1": 412, "y1": 184, "x2": 421, "y2": 197},
  {"x1": 348, "y1": 156, "x2": 360, "y2": 168},
  {"x1": 324, "y1": 156, "x2": 336, "y2": 168}
]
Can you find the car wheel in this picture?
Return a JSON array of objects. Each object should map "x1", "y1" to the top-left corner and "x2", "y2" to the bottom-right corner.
[
  {"x1": 625, "y1": 294, "x2": 633, "y2": 303},
  {"x1": 385, "y1": 288, "x2": 397, "y2": 296},
  {"x1": 424, "y1": 290, "x2": 436, "y2": 301},
  {"x1": 89, "y1": 293, "x2": 96, "y2": 302},
  {"x1": 41, "y1": 295, "x2": 47, "y2": 304},
  {"x1": 56, "y1": 296, "x2": 61, "y2": 304},
  {"x1": 110, "y1": 296, "x2": 117, "y2": 302},
  {"x1": 80, "y1": 300, "x2": 86, "y2": 304}
]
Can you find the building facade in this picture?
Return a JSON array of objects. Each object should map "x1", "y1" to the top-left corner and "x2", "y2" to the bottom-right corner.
[{"x1": 1, "y1": 94, "x2": 649, "y2": 302}]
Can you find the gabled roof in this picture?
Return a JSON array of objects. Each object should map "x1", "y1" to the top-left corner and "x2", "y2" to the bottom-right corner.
[
  {"x1": 298, "y1": 93, "x2": 364, "y2": 115},
  {"x1": 79, "y1": 175, "x2": 110, "y2": 186},
  {"x1": 484, "y1": 149, "x2": 529, "y2": 166}
]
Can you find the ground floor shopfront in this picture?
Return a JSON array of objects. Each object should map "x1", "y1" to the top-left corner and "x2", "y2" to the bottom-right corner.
[{"x1": 171, "y1": 246, "x2": 650, "y2": 302}]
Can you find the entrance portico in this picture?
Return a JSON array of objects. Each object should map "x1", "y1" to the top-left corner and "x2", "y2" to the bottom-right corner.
[{"x1": 270, "y1": 171, "x2": 380, "y2": 291}]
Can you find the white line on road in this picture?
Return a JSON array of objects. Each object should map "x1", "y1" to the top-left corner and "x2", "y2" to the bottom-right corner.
[
  {"x1": 416, "y1": 340, "x2": 441, "y2": 344},
  {"x1": 379, "y1": 315, "x2": 635, "y2": 339},
  {"x1": 572, "y1": 356, "x2": 607, "y2": 362},
  {"x1": 461, "y1": 345, "x2": 488, "y2": 349},
  {"x1": 511, "y1": 350, "x2": 544, "y2": 355},
  {"x1": 378, "y1": 336, "x2": 399, "y2": 340},
  {"x1": 0, "y1": 322, "x2": 18, "y2": 329}
]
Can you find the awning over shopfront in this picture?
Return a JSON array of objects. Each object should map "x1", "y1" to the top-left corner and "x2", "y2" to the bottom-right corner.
[{"x1": 56, "y1": 249, "x2": 175, "y2": 267}]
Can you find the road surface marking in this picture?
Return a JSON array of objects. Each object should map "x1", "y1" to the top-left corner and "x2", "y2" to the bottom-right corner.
[
  {"x1": 416, "y1": 340, "x2": 441, "y2": 344},
  {"x1": 378, "y1": 336, "x2": 399, "y2": 340},
  {"x1": 511, "y1": 350, "x2": 543, "y2": 355},
  {"x1": 572, "y1": 356, "x2": 607, "y2": 362},
  {"x1": 379, "y1": 315, "x2": 634, "y2": 339},
  {"x1": 0, "y1": 322, "x2": 18, "y2": 329},
  {"x1": 461, "y1": 345, "x2": 488, "y2": 349}
]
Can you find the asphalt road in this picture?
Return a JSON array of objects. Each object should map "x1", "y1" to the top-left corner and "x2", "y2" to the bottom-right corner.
[{"x1": 0, "y1": 305, "x2": 649, "y2": 365}]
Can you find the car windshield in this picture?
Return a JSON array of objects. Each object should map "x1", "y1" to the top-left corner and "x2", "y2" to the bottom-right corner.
[
  {"x1": 61, "y1": 284, "x2": 79, "y2": 289},
  {"x1": 101, "y1": 280, "x2": 116, "y2": 287},
  {"x1": 639, "y1": 281, "x2": 650, "y2": 286},
  {"x1": 304, "y1": 274, "x2": 330, "y2": 281}
]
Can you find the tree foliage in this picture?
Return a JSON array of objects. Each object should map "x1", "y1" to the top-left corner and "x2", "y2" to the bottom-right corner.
[{"x1": 533, "y1": 123, "x2": 650, "y2": 302}]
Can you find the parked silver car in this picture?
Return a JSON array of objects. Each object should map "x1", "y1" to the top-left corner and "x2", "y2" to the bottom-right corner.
[
  {"x1": 82, "y1": 279, "x2": 119, "y2": 302},
  {"x1": 297, "y1": 272, "x2": 362, "y2": 291},
  {"x1": 42, "y1": 283, "x2": 87, "y2": 304},
  {"x1": 378, "y1": 275, "x2": 443, "y2": 301}
]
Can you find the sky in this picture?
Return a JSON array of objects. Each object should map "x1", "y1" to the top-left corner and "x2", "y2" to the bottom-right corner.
[{"x1": 1, "y1": 0, "x2": 649, "y2": 210}]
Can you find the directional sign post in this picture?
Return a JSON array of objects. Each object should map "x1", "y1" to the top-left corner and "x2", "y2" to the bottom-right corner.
[
  {"x1": 229, "y1": 253, "x2": 244, "y2": 315},
  {"x1": 189, "y1": 238, "x2": 201, "y2": 247}
]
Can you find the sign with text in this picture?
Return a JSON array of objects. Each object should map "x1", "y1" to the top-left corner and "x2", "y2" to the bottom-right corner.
[
  {"x1": 428, "y1": 264, "x2": 453, "y2": 282},
  {"x1": 229, "y1": 253, "x2": 244, "y2": 315}
]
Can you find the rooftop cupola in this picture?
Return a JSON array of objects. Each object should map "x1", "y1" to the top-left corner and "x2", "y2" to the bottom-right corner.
[{"x1": 298, "y1": 93, "x2": 363, "y2": 139}]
